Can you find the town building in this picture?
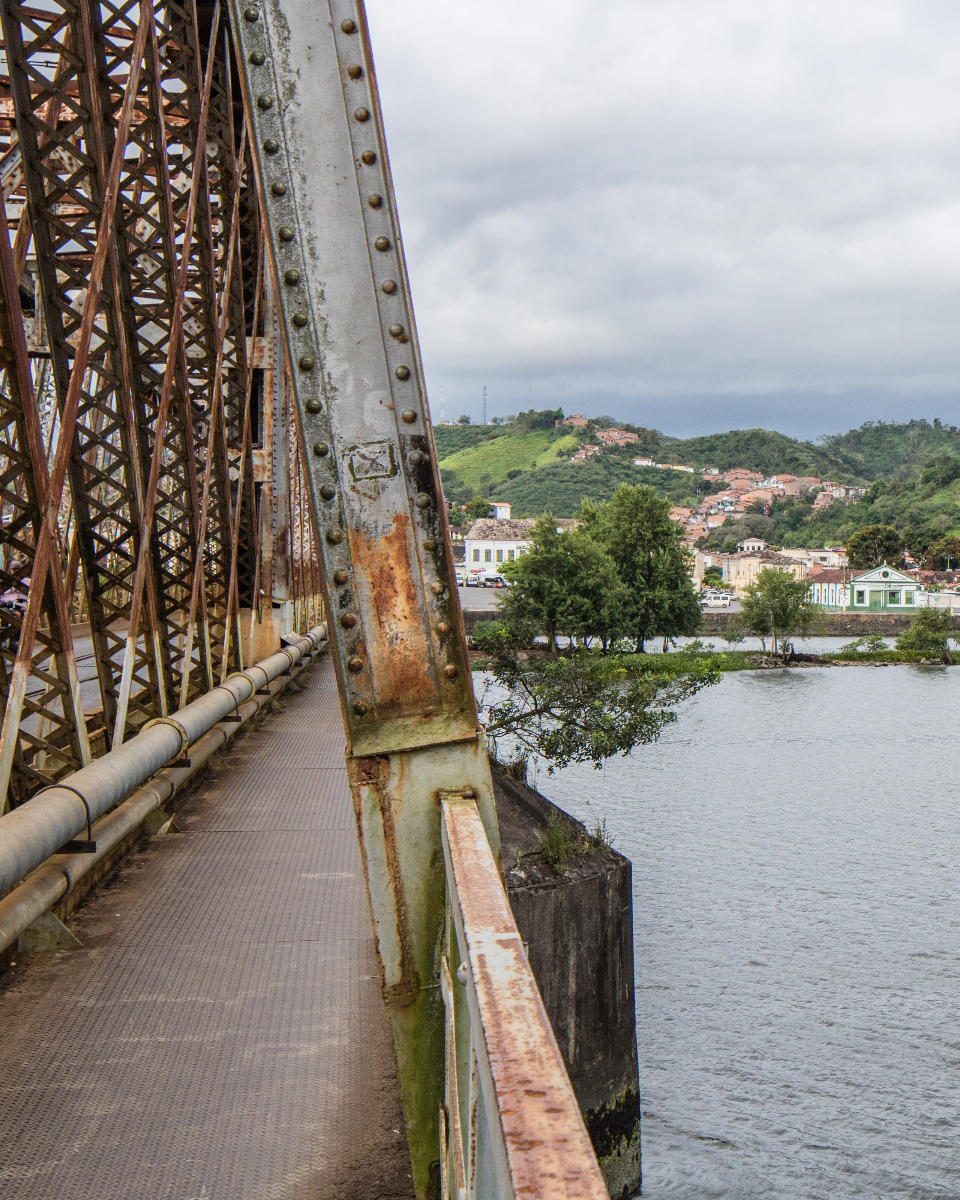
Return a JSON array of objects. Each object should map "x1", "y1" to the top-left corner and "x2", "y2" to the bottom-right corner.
[
  {"x1": 561, "y1": 413, "x2": 590, "y2": 428},
  {"x1": 779, "y1": 547, "x2": 848, "y2": 569},
  {"x1": 807, "y1": 565, "x2": 924, "y2": 611},
  {"x1": 463, "y1": 516, "x2": 577, "y2": 569},
  {"x1": 595, "y1": 427, "x2": 639, "y2": 447},
  {"x1": 720, "y1": 550, "x2": 808, "y2": 594}
]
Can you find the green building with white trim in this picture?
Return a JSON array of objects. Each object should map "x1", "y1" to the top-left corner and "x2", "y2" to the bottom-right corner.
[{"x1": 808, "y1": 564, "x2": 925, "y2": 612}]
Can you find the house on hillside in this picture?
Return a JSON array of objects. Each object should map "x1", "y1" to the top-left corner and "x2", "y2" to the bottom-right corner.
[
  {"x1": 596, "y1": 427, "x2": 639, "y2": 447},
  {"x1": 561, "y1": 414, "x2": 590, "y2": 428},
  {"x1": 807, "y1": 565, "x2": 924, "y2": 611}
]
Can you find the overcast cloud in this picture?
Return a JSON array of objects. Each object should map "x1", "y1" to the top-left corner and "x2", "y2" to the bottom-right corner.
[{"x1": 363, "y1": 0, "x2": 960, "y2": 438}]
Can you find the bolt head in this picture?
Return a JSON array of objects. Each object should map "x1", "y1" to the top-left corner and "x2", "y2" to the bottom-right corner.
[
  {"x1": 333, "y1": 570, "x2": 349, "y2": 586},
  {"x1": 320, "y1": 483, "x2": 336, "y2": 500},
  {"x1": 423, "y1": 538, "x2": 437, "y2": 551},
  {"x1": 408, "y1": 450, "x2": 424, "y2": 466},
  {"x1": 249, "y1": 50, "x2": 266, "y2": 65},
  {"x1": 278, "y1": 225, "x2": 294, "y2": 241},
  {"x1": 341, "y1": 18, "x2": 357, "y2": 33},
  {"x1": 313, "y1": 441, "x2": 329, "y2": 457},
  {"x1": 381, "y1": 279, "x2": 397, "y2": 294},
  {"x1": 415, "y1": 494, "x2": 432, "y2": 510},
  {"x1": 263, "y1": 138, "x2": 279, "y2": 155},
  {"x1": 257, "y1": 94, "x2": 273, "y2": 110},
  {"x1": 437, "y1": 621, "x2": 451, "y2": 636},
  {"x1": 347, "y1": 63, "x2": 363, "y2": 79},
  {"x1": 299, "y1": 354, "x2": 315, "y2": 371},
  {"x1": 327, "y1": 530, "x2": 344, "y2": 545},
  {"x1": 284, "y1": 268, "x2": 301, "y2": 285},
  {"x1": 444, "y1": 664, "x2": 459, "y2": 679},
  {"x1": 400, "y1": 409, "x2": 416, "y2": 424},
  {"x1": 367, "y1": 193, "x2": 383, "y2": 209},
  {"x1": 292, "y1": 311, "x2": 308, "y2": 327},
  {"x1": 305, "y1": 398, "x2": 322, "y2": 413},
  {"x1": 340, "y1": 613, "x2": 357, "y2": 629},
  {"x1": 374, "y1": 235, "x2": 390, "y2": 252},
  {"x1": 361, "y1": 150, "x2": 377, "y2": 165},
  {"x1": 354, "y1": 107, "x2": 370, "y2": 123},
  {"x1": 388, "y1": 322, "x2": 404, "y2": 337},
  {"x1": 243, "y1": 6, "x2": 259, "y2": 22},
  {"x1": 395, "y1": 365, "x2": 410, "y2": 380},
  {"x1": 353, "y1": 701, "x2": 369, "y2": 715},
  {"x1": 270, "y1": 180, "x2": 286, "y2": 196},
  {"x1": 347, "y1": 656, "x2": 364, "y2": 673}
]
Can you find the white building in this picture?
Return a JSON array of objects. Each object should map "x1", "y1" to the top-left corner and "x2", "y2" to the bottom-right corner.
[
  {"x1": 463, "y1": 516, "x2": 577, "y2": 569},
  {"x1": 463, "y1": 517, "x2": 536, "y2": 569}
]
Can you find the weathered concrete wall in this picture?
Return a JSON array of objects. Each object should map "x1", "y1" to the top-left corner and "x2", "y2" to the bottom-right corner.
[
  {"x1": 492, "y1": 763, "x2": 641, "y2": 1198},
  {"x1": 700, "y1": 610, "x2": 960, "y2": 636}
]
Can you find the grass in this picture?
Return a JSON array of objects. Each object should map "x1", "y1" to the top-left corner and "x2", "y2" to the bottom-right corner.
[{"x1": 437, "y1": 429, "x2": 580, "y2": 498}]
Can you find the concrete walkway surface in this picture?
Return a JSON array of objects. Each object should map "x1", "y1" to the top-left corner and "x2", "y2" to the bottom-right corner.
[{"x1": 0, "y1": 656, "x2": 413, "y2": 1199}]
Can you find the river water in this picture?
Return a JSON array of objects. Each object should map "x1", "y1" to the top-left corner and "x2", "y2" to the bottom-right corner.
[{"x1": 536, "y1": 664, "x2": 960, "y2": 1200}]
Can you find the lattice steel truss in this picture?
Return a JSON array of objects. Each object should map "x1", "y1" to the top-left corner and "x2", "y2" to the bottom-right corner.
[{"x1": 0, "y1": 1, "x2": 321, "y2": 811}]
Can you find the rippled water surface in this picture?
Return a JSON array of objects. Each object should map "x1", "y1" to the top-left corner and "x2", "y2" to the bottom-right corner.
[{"x1": 538, "y1": 665, "x2": 960, "y2": 1200}]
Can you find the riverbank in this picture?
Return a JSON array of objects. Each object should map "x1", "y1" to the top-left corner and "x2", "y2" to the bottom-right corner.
[{"x1": 469, "y1": 645, "x2": 955, "y2": 674}]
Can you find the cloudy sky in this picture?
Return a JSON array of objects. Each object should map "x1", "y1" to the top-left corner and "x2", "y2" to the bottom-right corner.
[{"x1": 363, "y1": 0, "x2": 960, "y2": 440}]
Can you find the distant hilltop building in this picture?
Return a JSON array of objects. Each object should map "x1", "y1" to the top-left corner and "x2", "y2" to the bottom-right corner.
[
  {"x1": 561, "y1": 413, "x2": 590, "y2": 428},
  {"x1": 596, "y1": 427, "x2": 639, "y2": 446}
]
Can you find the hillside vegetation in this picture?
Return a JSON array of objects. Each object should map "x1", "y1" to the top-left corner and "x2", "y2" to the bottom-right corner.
[{"x1": 435, "y1": 416, "x2": 960, "y2": 543}]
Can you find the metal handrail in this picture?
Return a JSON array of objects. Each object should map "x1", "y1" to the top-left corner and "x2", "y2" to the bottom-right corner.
[{"x1": 439, "y1": 791, "x2": 608, "y2": 1200}]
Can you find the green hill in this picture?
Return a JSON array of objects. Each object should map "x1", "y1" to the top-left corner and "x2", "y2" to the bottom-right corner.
[
  {"x1": 434, "y1": 416, "x2": 960, "y2": 549},
  {"x1": 661, "y1": 428, "x2": 864, "y2": 481}
]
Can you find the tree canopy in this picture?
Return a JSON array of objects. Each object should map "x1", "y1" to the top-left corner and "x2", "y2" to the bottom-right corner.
[
  {"x1": 580, "y1": 484, "x2": 701, "y2": 652},
  {"x1": 846, "y1": 524, "x2": 905, "y2": 570},
  {"x1": 895, "y1": 610, "x2": 954, "y2": 663},
  {"x1": 476, "y1": 644, "x2": 719, "y2": 770},
  {"x1": 740, "y1": 567, "x2": 819, "y2": 656}
]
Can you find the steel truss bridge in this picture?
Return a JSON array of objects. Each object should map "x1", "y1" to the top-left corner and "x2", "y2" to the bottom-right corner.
[{"x1": 0, "y1": 3, "x2": 610, "y2": 1197}]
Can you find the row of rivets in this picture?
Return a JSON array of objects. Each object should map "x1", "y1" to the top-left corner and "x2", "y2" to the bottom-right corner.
[
  {"x1": 336, "y1": 28, "x2": 458, "y2": 679},
  {"x1": 241, "y1": 6, "x2": 360, "y2": 677},
  {"x1": 337, "y1": 9, "x2": 459, "y2": 691}
]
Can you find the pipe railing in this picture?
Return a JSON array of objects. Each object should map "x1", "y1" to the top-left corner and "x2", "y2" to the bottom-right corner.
[
  {"x1": 439, "y1": 790, "x2": 608, "y2": 1200},
  {"x1": 0, "y1": 625, "x2": 326, "y2": 952}
]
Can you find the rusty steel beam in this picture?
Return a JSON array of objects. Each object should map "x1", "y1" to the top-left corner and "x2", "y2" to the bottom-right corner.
[
  {"x1": 0, "y1": 0, "x2": 153, "y2": 797},
  {"x1": 0, "y1": 2, "x2": 317, "y2": 811}
]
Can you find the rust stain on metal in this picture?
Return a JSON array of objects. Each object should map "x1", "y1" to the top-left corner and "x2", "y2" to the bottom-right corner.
[
  {"x1": 441, "y1": 797, "x2": 608, "y2": 1198},
  {"x1": 349, "y1": 513, "x2": 437, "y2": 714}
]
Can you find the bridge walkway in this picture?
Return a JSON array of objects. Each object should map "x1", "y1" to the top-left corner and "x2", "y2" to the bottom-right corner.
[{"x1": 0, "y1": 657, "x2": 413, "y2": 1199}]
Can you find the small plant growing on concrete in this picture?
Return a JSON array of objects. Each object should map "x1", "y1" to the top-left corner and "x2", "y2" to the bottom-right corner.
[{"x1": 539, "y1": 812, "x2": 575, "y2": 874}]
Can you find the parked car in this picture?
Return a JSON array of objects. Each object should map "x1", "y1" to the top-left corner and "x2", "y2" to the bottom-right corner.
[
  {"x1": 464, "y1": 569, "x2": 485, "y2": 587},
  {"x1": 701, "y1": 591, "x2": 733, "y2": 608},
  {"x1": 454, "y1": 566, "x2": 466, "y2": 586},
  {"x1": 481, "y1": 572, "x2": 509, "y2": 588}
]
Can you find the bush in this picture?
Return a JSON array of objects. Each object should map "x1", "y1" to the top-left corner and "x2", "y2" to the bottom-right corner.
[
  {"x1": 469, "y1": 620, "x2": 510, "y2": 653},
  {"x1": 895, "y1": 610, "x2": 954, "y2": 661}
]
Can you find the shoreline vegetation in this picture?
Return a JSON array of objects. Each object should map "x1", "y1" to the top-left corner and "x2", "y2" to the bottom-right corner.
[{"x1": 470, "y1": 645, "x2": 959, "y2": 675}]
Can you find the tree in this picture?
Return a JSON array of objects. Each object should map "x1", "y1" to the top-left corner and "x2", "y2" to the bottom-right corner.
[
  {"x1": 582, "y1": 485, "x2": 701, "y2": 652},
  {"x1": 895, "y1": 610, "x2": 954, "y2": 662},
  {"x1": 465, "y1": 495, "x2": 491, "y2": 520},
  {"x1": 476, "y1": 649, "x2": 719, "y2": 770},
  {"x1": 846, "y1": 524, "x2": 904, "y2": 570},
  {"x1": 702, "y1": 565, "x2": 724, "y2": 588},
  {"x1": 499, "y1": 517, "x2": 629, "y2": 653},
  {"x1": 924, "y1": 536, "x2": 960, "y2": 571},
  {"x1": 456, "y1": 413, "x2": 471, "y2": 425},
  {"x1": 740, "y1": 568, "x2": 819, "y2": 656}
]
